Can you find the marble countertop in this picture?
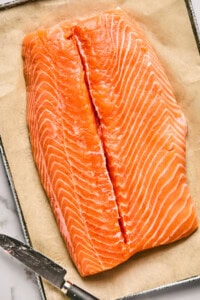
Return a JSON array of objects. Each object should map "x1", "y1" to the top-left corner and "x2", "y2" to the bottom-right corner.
[
  {"x1": 0, "y1": 1, "x2": 199, "y2": 299},
  {"x1": 0, "y1": 145, "x2": 44, "y2": 300}
]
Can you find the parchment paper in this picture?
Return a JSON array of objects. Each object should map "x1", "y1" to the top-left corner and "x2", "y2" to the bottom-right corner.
[{"x1": 0, "y1": 1, "x2": 200, "y2": 299}]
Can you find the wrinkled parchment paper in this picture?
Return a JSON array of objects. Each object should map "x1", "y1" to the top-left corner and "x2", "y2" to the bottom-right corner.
[{"x1": 0, "y1": 0, "x2": 200, "y2": 299}]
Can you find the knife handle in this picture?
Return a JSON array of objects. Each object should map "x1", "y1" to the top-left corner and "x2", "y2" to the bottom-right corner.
[{"x1": 62, "y1": 281, "x2": 99, "y2": 300}]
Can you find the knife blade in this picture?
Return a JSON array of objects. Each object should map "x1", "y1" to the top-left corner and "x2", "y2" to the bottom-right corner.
[{"x1": 0, "y1": 234, "x2": 99, "y2": 300}]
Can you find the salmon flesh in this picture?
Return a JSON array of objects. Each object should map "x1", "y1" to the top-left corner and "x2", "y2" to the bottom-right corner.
[{"x1": 22, "y1": 9, "x2": 198, "y2": 276}]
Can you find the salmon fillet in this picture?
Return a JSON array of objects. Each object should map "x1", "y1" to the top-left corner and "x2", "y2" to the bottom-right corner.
[{"x1": 22, "y1": 9, "x2": 198, "y2": 276}]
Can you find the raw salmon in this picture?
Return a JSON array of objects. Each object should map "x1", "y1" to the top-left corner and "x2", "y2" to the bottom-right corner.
[{"x1": 22, "y1": 8, "x2": 198, "y2": 276}]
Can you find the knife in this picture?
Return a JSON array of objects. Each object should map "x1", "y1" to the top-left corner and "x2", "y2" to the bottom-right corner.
[{"x1": 0, "y1": 234, "x2": 99, "y2": 300}]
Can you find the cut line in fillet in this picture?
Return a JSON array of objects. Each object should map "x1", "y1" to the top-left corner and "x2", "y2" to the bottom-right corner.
[{"x1": 73, "y1": 35, "x2": 127, "y2": 243}]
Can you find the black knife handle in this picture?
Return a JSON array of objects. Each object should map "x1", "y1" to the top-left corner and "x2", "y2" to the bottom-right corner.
[{"x1": 63, "y1": 281, "x2": 99, "y2": 300}]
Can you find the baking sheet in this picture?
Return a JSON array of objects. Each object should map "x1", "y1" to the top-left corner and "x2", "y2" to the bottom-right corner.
[{"x1": 0, "y1": 0, "x2": 200, "y2": 299}]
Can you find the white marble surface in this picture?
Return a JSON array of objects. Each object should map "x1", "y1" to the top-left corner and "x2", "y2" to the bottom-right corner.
[
  {"x1": 0, "y1": 1, "x2": 199, "y2": 300},
  {"x1": 0, "y1": 150, "x2": 43, "y2": 299}
]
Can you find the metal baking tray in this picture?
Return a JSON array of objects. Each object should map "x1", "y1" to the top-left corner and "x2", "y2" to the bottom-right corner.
[{"x1": 0, "y1": 0, "x2": 199, "y2": 299}]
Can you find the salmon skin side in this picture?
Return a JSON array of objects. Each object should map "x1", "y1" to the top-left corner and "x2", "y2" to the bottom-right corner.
[{"x1": 22, "y1": 8, "x2": 198, "y2": 277}]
